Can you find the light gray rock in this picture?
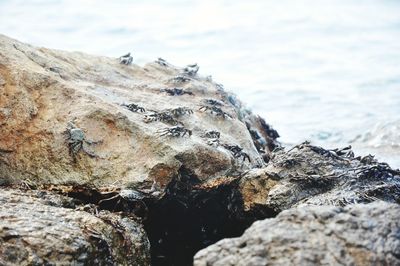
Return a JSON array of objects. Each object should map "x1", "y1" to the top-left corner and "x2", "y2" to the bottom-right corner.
[
  {"x1": 194, "y1": 202, "x2": 400, "y2": 266},
  {"x1": 0, "y1": 188, "x2": 150, "y2": 265}
]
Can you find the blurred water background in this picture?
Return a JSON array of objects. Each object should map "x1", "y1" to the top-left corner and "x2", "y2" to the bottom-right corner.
[{"x1": 1, "y1": 0, "x2": 399, "y2": 167}]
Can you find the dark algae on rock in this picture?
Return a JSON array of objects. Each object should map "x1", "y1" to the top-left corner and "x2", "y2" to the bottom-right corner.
[{"x1": 1, "y1": 34, "x2": 400, "y2": 266}]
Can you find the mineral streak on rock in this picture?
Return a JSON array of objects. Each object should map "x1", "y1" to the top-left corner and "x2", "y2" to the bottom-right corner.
[{"x1": 194, "y1": 202, "x2": 400, "y2": 266}]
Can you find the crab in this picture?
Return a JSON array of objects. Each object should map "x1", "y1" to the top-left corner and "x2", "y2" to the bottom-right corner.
[
  {"x1": 199, "y1": 105, "x2": 232, "y2": 119},
  {"x1": 222, "y1": 144, "x2": 251, "y2": 162},
  {"x1": 156, "y1": 57, "x2": 168, "y2": 67},
  {"x1": 119, "y1": 53, "x2": 133, "y2": 65},
  {"x1": 203, "y1": 98, "x2": 224, "y2": 107},
  {"x1": 143, "y1": 111, "x2": 179, "y2": 125},
  {"x1": 63, "y1": 122, "x2": 100, "y2": 161},
  {"x1": 98, "y1": 189, "x2": 147, "y2": 216},
  {"x1": 202, "y1": 130, "x2": 221, "y2": 146},
  {"x1": 169, "y1": 107, "x2": 193, "y2": 117},
  {"x1": 215, "y1": 83, "x2": 224, "y2": 91},
  {"x1": 169, "y1": 75, "x2": 191, "y2": 83},
  {"x1": 183, "y1": 63, "x2": 199, "y2": 76},
  {"x1": 203, "y1": 130, "x2": 221, "y2": 139},
  {"x1": 157, "y1": 126, "x2": 192, "y2": 137},
  {"x1": 161, "y1": 88, "x2": 194, "y2": 96},
  {"x1": 122, "y1": 103, "x2": 145, "y2": 113}
]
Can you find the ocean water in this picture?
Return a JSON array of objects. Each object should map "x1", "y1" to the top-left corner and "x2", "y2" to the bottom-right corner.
[{"x1": 1, "y1": 0, "x2": 399, "y2": 167}]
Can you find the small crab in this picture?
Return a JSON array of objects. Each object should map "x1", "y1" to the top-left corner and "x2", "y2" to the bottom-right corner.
[
  {"x1": 206, "y1": 138, "x2": 220, "y2": 147},
  {"x1": 119, "y1": 53, "x2": 133, "y2": 65},
  {"x1": 222, "y1": 144, "x2": 251, "y2": 162},
  {"x1": 215, "y1": 83, "x2": 224, "y2": 91},
  {"x1": 202, "y1": 130, "x2": 221, "y2": 146},
  {"x1": 169, "y1": 75, "x2": 191, "y2": 83},
  {"x1": 169, "y1": 107, "x2": 193, "y2": 117},
  {"x1": 199, "y1": 105, "x2": 232, "y2": 119},
  {"x1": 203, "y1": 98, "x2": 224, "y2": 107},
  {"x1": 203, "y1": 130, "x2": 221, "y2": 139},
  {"x1": 183, "y1": 63, "x2": 199, "y2": 76},
  {"x1": 161, "y1": 88, "x2": 194, "y2": 96},
  {"x1": 156, "y1": 57, "x2": 168, "y2": 67},
  {"x1": 157, "y1": 126, "x2": 192, "y2": 137},
  {"x1": 122, "y1": 103, "x2": 145, "y2": 113},
  {"x1": 143, "y1": 111, "x2": 179, "y2": 125},
  {"x1": 98, "y1": 189, "x2": 147, "y2": 216},
  {"x1": 63, "y1": 122, "x2": 100, "y2": 161}
]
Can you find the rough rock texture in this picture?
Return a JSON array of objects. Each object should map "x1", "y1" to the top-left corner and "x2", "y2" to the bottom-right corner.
[
  {"x1": 2, "y1": 35, "x2": 400, "y2": 266},
  {"x1": 239, "y1": 142, "x2": 400, "y2": 213},
  {"x1": 0, "y1": 34, "x2": 278, "y2": 188},
  {"x1": 194, "y1": 202, "x2": 400, "y2": 266},
  {"x1": 0, "y1": 188, "x2": 150, "y2": 265}
]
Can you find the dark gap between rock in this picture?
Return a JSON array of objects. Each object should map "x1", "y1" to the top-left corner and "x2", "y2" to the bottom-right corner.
[
  {"x1": 41, "y1": 168, "x2": 278, "y2": 266},
  {"x1": 142, "y1": 168, "x2": 278, "y2": 266}
]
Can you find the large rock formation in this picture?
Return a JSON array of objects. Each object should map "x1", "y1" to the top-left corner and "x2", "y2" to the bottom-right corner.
[
  {"x1": 238, "y1": 142, "x2": 400, "y2": 213},
  {"x1": 1, "y1": 35, "x2": 399, "y2": 266},
  {"x1": 0, "y1": 34, "x2": 278, "y2": 189},
  {"x1": 0, "y1": 188, "x2": 150, "y2": 265},
  {"x1": 194, "y1": 202, "x2": 400, "y2": 266}
]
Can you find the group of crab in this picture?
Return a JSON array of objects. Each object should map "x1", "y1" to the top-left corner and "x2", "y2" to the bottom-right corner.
[
  {"x1": 121, "y1": 103, "x2": 194, "y2": 137},
  {"x1": 65, "y1": 58, "x2": 250, "y2": 162}
]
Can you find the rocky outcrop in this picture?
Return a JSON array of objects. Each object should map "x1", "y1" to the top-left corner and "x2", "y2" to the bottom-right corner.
[
  {"x1": 238, "y1": 142, "x2": 400, "y2": 213},
  {"x1": 0, "y1": 34, "x2": 278, "y2": 189},
  {"x1": 0, "y1": 188, "x2": 150, "y2": 265},
  {"x1": 1, "y1": 35, "x2": 400, "y2": 266},
  {"x1": 194, "y1": 202, "x2": 400, "y2": 266}
]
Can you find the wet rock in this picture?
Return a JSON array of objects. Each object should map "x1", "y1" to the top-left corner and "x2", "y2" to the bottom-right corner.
[
  {"x1": 239, "y1": 142, "x2": 400, "y2": 213},
  {"x1": 194, "y1": 201, "x2": 400, "y2": 266},
  {"x1": 0, "y1": 188, "x2": 150, "y2": 265},
  {"x1": 0, "y1": 34, "x2": 278, "y2": 189}
]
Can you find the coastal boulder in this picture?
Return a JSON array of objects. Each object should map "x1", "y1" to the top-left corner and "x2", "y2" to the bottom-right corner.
[
  {"x1": 194, "y1": 202, "x2": 400, "y2": 266},
  {"x1": 0, "y1": 34, "x2": 278, "y2": 189},
  {"x1": 238, "y1": 142, "x2": 400, "y2": 212},
  {"x1": 0, "y1": 188, "x2": 150, "y2": 265}
]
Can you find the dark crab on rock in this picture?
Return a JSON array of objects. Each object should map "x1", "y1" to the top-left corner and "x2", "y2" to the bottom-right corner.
[
  {"x1": 98, "y1": 189, "x2": 148, "y2": 217},
  {"x1": 169, "y1": 107, "x2": 193, "y2": 117},
  {"x1": 222, "y1": 144, "x2": 251, "y2": 162},
  {"x1": 199, "y1": 105, "x2": 232, "y2": 119},
  {"x1": 203, "y1": 98, "x2": 224, "y2": 107},
  {"x1": 161, "y1": 88, "x2": 194, "y2": 96},
  {"x1": 182, "y1": 63, "x2": 199, "y2": 76},
  {"x1": 157, "y1": 126, "x2": 192, "y2": 137},
  {"x1": 144, "y1": 111, "x2": 180, "y2": 125},
  {"x1": 119, "y1": 52, "x2": 133, "y2": 65},
  {"x1": 122, "y1": 103, "x2": 146, "y2": 113},
  {"x1": 63, "y1": 122, "x2": 101, "y2": 161},
  {"x1": 169, "y1": 75, "x2": 192, "y2": 83}
]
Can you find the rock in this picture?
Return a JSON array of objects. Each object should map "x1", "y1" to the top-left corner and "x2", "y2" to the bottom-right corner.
[
  {"x1": 238, "y1": 142, "x2": 400, "y2": 212},
  {"x1": 0, "y1": 34, "x2": 278, "y2": 189},
  {"x1": 2, "y1": 34, "x2": 400, "y2": 266},
  {"x1": 194, "y1": 201, "x2": 400, "y2": 266},
  {"x1": 0, "y1": 188, "x2": 150, "y2": 265}
]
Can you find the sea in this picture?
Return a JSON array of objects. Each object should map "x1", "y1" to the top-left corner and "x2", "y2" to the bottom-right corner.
[{"x1": 1, "y1": 0, "x2": 399, "y2": 167}]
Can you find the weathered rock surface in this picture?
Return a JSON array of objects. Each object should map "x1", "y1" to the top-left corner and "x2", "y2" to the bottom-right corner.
[
  {"x1": 0, "y1": 34, "x2": 278, "y2": 188},
  {"x1": 1, "y1": 35, "x2": 400, "y2": 266},
  {"x1": 239, "y1": 142, "x2": 400, "y2": 213},
  {"x1": 194, "y1": 201, "x2": 400, "y2": 266},
  {"x1": 0, "y1": 188, "x2": 150, "y2": 265}
]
